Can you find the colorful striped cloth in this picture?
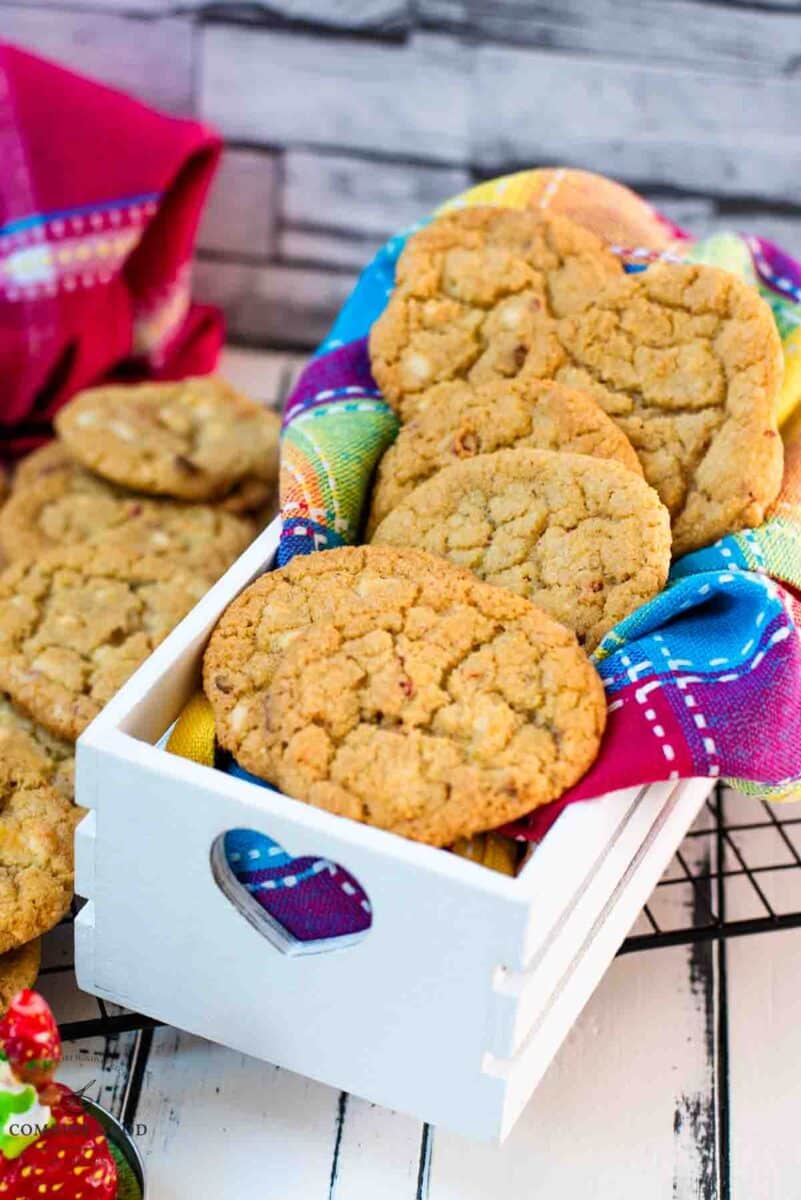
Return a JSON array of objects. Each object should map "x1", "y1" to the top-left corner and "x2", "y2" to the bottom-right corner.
[{"x1": 277, "y1": 167, "x2": 801, "y2": 840}]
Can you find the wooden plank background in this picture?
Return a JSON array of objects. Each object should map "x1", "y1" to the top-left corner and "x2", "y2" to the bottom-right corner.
[{"x1": 4, "y1": 0, "x2": 801, "y2": 347}]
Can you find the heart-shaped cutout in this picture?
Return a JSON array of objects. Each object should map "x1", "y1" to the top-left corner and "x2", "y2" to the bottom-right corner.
[{"x1": 211, "y1": 828, "x2": 373, "y2": 956}]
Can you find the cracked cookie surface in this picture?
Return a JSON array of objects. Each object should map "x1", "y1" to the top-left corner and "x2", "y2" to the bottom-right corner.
[
  {"x1": 0, "y1": 695, "x2": 74, "y2": 800},
  {"x1": 0, "y1": 939, "x2": 41, "y2": 1013},
  {"x1": 550, "y1": 263, "x2": 784, "y2": 555},
  {"x1": 0, "y1": 546, "x2": 209, "y2": 740},
  {"x1": 262, "y1": 577, "x2": 605, "y2": 846},
  {"x1": 371, "y1": 447, "x2": 671, "y2": 651},
  {"x1": 367, "y1": 376, "x2": 642, "y2": 534},
  {"x1": 0, "y1": 764, "x2": 81, "y2": 954},
  {"x1": 0, "y1": 449, "x2": 255, "y2": 577},
  {"x1": 204, "y1": 545, "x2": 476, "y2": 777},
  {"x1": 55, "y1": 377, "x2": 281, "y2": 501},
  {"x1": 369, "y1": 206, "x2": 622, "y2": 419}
]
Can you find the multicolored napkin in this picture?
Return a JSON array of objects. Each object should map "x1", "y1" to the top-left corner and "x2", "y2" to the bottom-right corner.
[
  {"x1": 277, "y1": 167, "x2": 801, "y2": 840},
  {"x1": 0, "y1": 42, "x2": 223, "y2": 459}
]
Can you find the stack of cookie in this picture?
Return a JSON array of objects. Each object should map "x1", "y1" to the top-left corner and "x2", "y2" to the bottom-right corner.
[
  {"x1": 0, "y1": 376, "x2": 279, "y2": 1007},
  {"x1": 203, "y1": 206, "x2": 784, "y2": 859},
  {"x1": 367, "y1": 206, "x2": 784, "y2": 646}
]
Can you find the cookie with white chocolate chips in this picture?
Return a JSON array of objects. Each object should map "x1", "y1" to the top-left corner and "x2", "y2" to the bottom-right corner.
[
  {"x1": 366, "y1": 376, "x2": 642, "y2": 535},
  {"x1": 55, "y1": 377, "x2": 281, "y2": 502},
  {"x1": 0, "y1": 449, "x2": 255, "y2": 579},
  {"x1": 0, "y1": 546, "x2": 209, "y2": 740},
  {"x1": 261, "y1": 571, "x2": 605, "y2": 846},
  {"x1": 371, "y1": 447, "x2": 671, "y2": 652},
  {"x1": 0, "y1": 762, "x2": 81, "y2": 954},
  {"x1": 369, "y1": 206, "x2": 623, "y2": 420}
]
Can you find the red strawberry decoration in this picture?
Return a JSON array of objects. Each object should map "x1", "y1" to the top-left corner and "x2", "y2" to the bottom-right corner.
[
  {"x1": 1, "y1": 1085, "x2": 117, "y2": 1198},
  {"x1": 0, "y1": 989, "x2": 62, "y2": 1090},
  {"x1": 0, "y1": 991, "x2": 118, "y2": 1199}
]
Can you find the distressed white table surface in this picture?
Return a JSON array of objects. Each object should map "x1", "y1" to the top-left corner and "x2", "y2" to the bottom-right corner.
[{"x1": 40, "y1": 348, "x2": 801, "y2": 1200}]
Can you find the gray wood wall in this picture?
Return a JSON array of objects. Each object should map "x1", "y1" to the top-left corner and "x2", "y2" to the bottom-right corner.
[{"x1": 4, "y1": 0, "x2": 801, "y2": 349}]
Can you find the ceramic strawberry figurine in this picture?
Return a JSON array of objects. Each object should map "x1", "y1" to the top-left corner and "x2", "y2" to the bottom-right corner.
[{"x1": 0, "y1": 990, "x2": 118, "y2": 1197}]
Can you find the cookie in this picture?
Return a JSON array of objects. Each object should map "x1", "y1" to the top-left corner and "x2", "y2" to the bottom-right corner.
[
  {"x1": 0, "y1": 766, "x2": 81, "y2": 954},
  {"x1": 366, "y1": 376, "x2": 642, "y2": 535},
  {"x1": 550, "y1": 263, "x2": 784, "y2": 555},
  {"x1": 0, "y1": 939, "x2": 41, "y2": 1014},
  {"x1": 12, "y1": 442, "x2": 73, "y2": 492},
  {"x1": 204, "y1": 545, "x2": 478, "y2": 775},
  {"x1": 219, "y1": 473, "x2": 276, "y2": 516},
  {"x1": 55, "y1": 377, "x2": 281, "y2": 502},
  {"x1": 261, "y1": 576, "x2": 605, "y2": 846},
  {"x1": 0, "y1": 546, "x2": 209, "y2": 740},
  {"x1": 369, "y1": 206, "x2": 622, "y2": 419},
  {"x1": 371, "y1": 447, "x2": 671, "y2": 651},
  {"x1": 0, "y1": 695, "x2": 74, "y2": 800},
  {"x1": 0, "y1": 452, "x2": 255, "y2": 579}
]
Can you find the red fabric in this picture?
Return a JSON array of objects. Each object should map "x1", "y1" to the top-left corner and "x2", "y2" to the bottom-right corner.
[{"x1": 0, "y1": 43, "x2": 224, "y2": 459}]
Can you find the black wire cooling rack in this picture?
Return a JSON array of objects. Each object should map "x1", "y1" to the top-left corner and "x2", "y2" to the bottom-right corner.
[
  {"x1": 51, "y1": 784, "x2": 801, "y2": 1045},
  {"x1": 621, "y1": 784, "x2": 801, "y2": 954}
]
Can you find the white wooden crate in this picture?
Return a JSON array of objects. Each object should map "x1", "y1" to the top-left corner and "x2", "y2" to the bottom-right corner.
[{"x1": 73, "y1": 518, "x2": 713, "y2": 1143}]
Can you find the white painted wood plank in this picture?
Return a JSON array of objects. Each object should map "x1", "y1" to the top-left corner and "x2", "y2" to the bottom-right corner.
[
  {"x1": 194, "y1": 257, "x2": 354, "y2": 346},
  {"x1": 725, "y1": 791, "x2": 801, "y2": 1198},
  {"x1": 474, "y1": 45, "x2": 801, "y2": 201},
  {"x1": 728, "y1": 926, "x2": 801, "y2": 1195},
  {"x1": 0, "y1": 6, "x2": 194, "y2": 115},
  {"x1": 133, "y1": 1028, "x2": 342, "y2": 1200},
  {"x1": 418, "y1": 0, "x2": 801, "y2": 77},
  {"x1": 283, "y1": 149, "x2": 470, "y2": 238},
  {"x1": 428, "y1": 945, "x2": 716, "y2": 1198},
  {"x1": 332, "y1": 1095, "x2": 424, "y2": 1200},
  {"x1": 205, "y1": 0, "x2": 411, "y2": 30},
  {"x1": 0, "y1": 0, "x2": 170, "y2": 12},
  {"x1": 198, "y1": 148, "x2": 279, "y2": 259},
  {"x1": 29, "y1": 0, "x2": 410, "y2": 23},
  {"x1": 200, "y1": 28, "x2": 470, "y2": 162},
  {"x1": 57, "y1": 1031, "x2": 140, "y2": 1121},
  {"x1": 280, "y1": 227, "x2": 385, "y2": 270}
]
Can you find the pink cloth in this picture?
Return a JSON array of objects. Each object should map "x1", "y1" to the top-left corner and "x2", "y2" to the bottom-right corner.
[{"x1": 0, "y1": 43, "x2": 223, "y2": 458}]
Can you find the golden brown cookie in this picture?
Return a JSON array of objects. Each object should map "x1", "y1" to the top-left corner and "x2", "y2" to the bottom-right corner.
[
  {"x1": 55, "y1": 377, "x2": 281, "y2": 502},
  {"x1": 0, "y1": 451, "x2": 255, "y2": 579},
  {"x1": 219, "y1": 474, "x2": 276, "y2": 515},
  {"x1": 369, "y1": 206, "x2": 622, "y2": 419},
  {"x1": 12, "y1": 441, "x2": 72, "y2": 492},
  {"x1": 0, "y1": 765, "x2": 80, "y2": 954},
  {"x1": 261, "y1": 577, "x2": 605, "y2": 846},
  {"x1": 371, "y1": 448, "x2": 671, "y2": 651},
  {"x1": 0, "y1": 695, "x2": 74, "y2": 800},
  {"x1": 0, "y1": 546, "x2": 209, "y2": 740},
  {"x1": 367, "y1": 376, "x2": 642, "y2": 534},
  {"x1": 204, "y1": 546, "x2": 476, "y2": 776},
  {"x1": 0, "y1": 939, "x2": 41, "y2": 1013},
  {"x1": 550, "y1": 263, "x2": 784, "y2": 555}
]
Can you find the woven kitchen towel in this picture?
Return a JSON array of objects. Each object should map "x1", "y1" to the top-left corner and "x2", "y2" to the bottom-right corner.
[
  {"x1": 273, "y1": 167, "x2": 801, "y2": 839},
  {"x1": 0, "y1": 42, "x2": 223, "y2": 458}
]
